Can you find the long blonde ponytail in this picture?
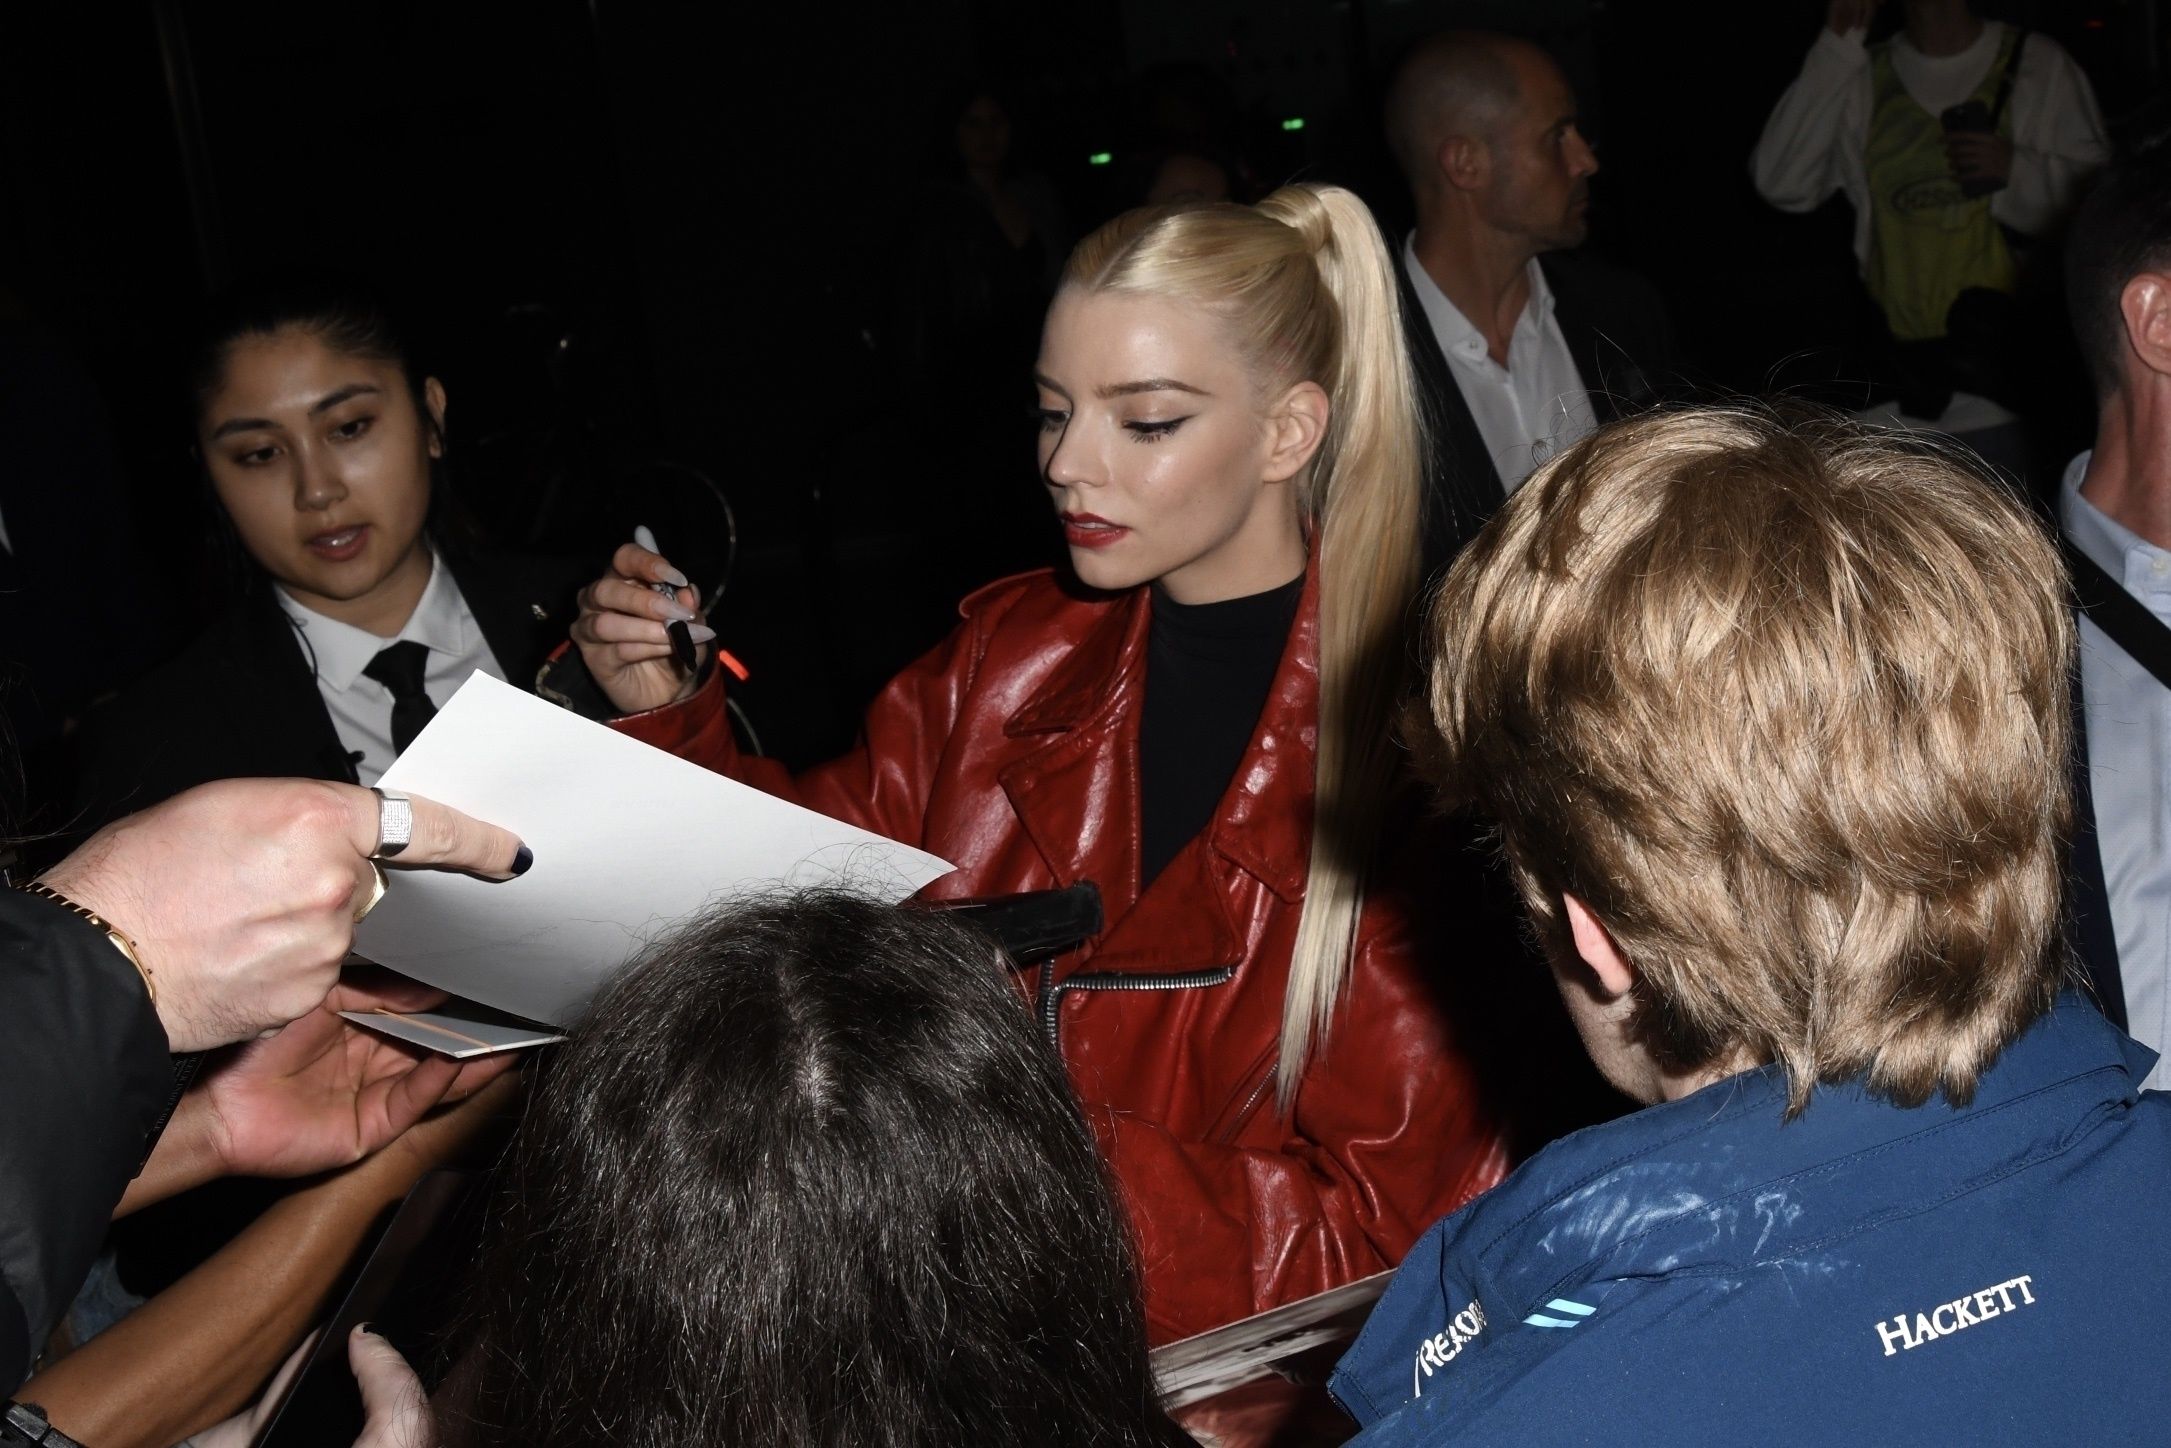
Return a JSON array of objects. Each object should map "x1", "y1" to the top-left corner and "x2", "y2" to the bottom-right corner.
[{"x1": 1062, "y1": 184, "x2": 1426, "y2": 1104}]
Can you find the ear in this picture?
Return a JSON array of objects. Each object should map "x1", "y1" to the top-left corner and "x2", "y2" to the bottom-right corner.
[
  {"x1": 1261, "y1": 380, "x2": 1331, "y2": 485},
  {"x1": 1439, "y1": 134, "x2": 1490, "y2": 193},
  {"x1": 2121, "y1": 273, "x2": 2171, "y2": 382},
  {"x1": 1562, "y1": 893, "x2": 1636, "y2": 1000},
  {"x1": 423, "y1": 377, "x2": 449, "y2": 458}
]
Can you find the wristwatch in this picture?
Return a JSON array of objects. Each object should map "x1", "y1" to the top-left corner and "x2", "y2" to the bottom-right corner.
[{"x1": 1, "y1": 1402, "x2": 84, "y2": 1447}]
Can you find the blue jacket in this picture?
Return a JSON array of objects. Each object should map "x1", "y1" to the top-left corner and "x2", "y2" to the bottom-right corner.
[{"x1": 1329, "y1": 997, "x2": 2171, "y2": 1445}]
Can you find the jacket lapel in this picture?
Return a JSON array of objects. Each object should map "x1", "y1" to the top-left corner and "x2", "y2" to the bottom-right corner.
[
  {"x1": 232, "y1": 592, "x2": 360, "y2": 782},
  {"x1": 1396, "y1": 254, "x2": 1507, "y2": 575},
  {"x1": 1541, "y1": 253, "x2": 1674, "y2": 426},
  {"x1": 449, "y1": 553, "x2": 573, "y2": 689},
  {"x1": 998, "y1": 589, "x2": 1149, "y2": 911},
  {"x1": 1206, "y1": 569, "x2": 1317, "y2": 906},
  {"x1": 995, "y1": 572, "x2": 1323, "y2": 977},
  {"x1": 1120, "y1": 572, "x2": 1323, "y2": 972},
  {"x1": 1544, "y1": 256, "x2": 1620, "y2": 425}
]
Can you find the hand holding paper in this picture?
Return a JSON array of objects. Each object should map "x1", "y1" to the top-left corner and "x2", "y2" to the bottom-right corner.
[{"x1": 350, "y1": 674, "x2": 954, "y2": 1042}]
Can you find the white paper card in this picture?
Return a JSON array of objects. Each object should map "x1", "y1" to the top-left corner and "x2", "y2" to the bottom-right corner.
[
  {"x1": 1150, "y1": 1269, "x2": 1390, "y2": 1409},
  {"x1": 351, "y1": 673, "x2": 954, "y2": 1025},
  {"x1": 346, "y1": 1005, "x2": 567, "y2": 1059}
]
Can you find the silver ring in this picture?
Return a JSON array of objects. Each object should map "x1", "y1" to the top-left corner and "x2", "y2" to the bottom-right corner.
[
  {"x1": 371, "y1": 787, "x2": 414, "y2": 860},
  {"x1": 353, "y1": 860, "x2": 389, "y2": 922}
]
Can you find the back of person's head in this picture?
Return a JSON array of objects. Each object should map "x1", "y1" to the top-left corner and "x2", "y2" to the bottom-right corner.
[
  {"x1": 1062, "y1": 184, "x2": 1424, "y2": 1098},
  {"x1": 1384, "y1": 31, "x2": 1527, "y2": 194},
  {"x1": 446, "y1": 891, "x2": 1183, "y2": 1448},
  {"x1": 1426, "y1": 406, "x2": 2072, "y2": 1113},
  {"x1": 2066, "y1": 142, "x2": 2171, "y2": 400}
]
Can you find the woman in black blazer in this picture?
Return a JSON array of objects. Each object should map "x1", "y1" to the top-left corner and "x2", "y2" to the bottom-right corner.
[
  {"x1": 62, "y1": 276, "x2": 594, "y2": 1338},
  {"x1": 73, "y1": 278, "x2": 589, "y2": 836}
]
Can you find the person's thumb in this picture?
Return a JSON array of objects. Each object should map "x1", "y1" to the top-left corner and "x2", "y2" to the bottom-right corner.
[{"x1": 350, "y1": 1325, "x2": 434, "y2": 1448}]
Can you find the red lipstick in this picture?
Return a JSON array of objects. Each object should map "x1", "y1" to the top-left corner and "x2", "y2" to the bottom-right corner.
[{"x1": 1061, "y1": 512, "x2": 1129, "y2": 550}]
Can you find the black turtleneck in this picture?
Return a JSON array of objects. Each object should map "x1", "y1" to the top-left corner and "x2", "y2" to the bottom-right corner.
[{"x1": 1138, "y1": 572, "x2": 1305, "y2": 891}]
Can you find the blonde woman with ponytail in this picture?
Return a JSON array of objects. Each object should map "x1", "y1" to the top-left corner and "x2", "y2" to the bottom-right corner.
[{"x1": 566, "y1": 183, "x2": 1511, "y2": 1344}]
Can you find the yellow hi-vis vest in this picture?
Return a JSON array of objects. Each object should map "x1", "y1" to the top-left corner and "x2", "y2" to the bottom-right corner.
[{"x1": 1862, "y1": 28, "x2": 2020, "y2": 341}]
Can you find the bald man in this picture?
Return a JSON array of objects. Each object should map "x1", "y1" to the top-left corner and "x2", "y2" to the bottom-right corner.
[{"x1": 1385, "y1": 31, "x2": 1679, "y2": 568}]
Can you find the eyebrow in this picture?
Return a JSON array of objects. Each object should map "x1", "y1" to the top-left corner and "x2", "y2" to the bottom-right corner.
[
  {"x1": 1033, "y1": 372, "x2": 1211, "y2": 401},
  {"x1": 209, "y1": 382, "x2": 385, "y2": 440},
  {"x1": 1100, "y1": 377, "x2": 1209, "y2": 399}
]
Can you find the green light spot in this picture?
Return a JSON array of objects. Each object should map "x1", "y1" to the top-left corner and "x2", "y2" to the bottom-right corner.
[
  {"x1": 1281, "y1": 117, "x2": 1306, "y2": 131},
  {"x1": 1088, "y1": 151, "x2": 1113, "y2": 166}
]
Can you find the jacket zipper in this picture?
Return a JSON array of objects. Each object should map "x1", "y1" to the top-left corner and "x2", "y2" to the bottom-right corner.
[
  {"x1": 1217, "y1": 1066, "x2": 1279, "y2": 1146},
  {"x1": 1037, "y1": 960, "x2": 1237, "y2": 1049}
]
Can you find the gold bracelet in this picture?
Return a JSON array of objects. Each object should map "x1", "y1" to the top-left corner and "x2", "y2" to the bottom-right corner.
[{"x1": 14, "y1": 880, "x2": 157, "y2": 1007}]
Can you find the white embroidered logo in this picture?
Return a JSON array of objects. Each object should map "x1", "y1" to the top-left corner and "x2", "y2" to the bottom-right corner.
[
  {"x1": 1411, "y1": 1300, "x2": 1488, "y2": 1397},
  {"x1": 1874, "y1": 1274, "x2": 2036, "y2": 1357}
]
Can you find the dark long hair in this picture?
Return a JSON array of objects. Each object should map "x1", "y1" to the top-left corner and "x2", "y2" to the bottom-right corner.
[
  {"x1": 445, "y1": 892, "x2": 1185, "y2": 1448},
  {"x1": 186, "y1": 273, "x2": 470, "y2": 595}
]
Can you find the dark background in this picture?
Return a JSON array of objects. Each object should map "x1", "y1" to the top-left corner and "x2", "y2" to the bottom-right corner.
[{"x1": 1, "y1": 0, "x2": 2162, "y2": 783}]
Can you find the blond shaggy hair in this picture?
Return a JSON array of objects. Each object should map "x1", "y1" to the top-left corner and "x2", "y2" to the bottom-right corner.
[{"x1": 1426, "y1": 407, "x2": 2073, "y2": 1111}]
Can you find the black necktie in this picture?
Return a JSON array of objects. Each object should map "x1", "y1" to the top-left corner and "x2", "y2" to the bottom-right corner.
[{"x1": 362, "y1": 640, "x2": 437, "y2": 755}]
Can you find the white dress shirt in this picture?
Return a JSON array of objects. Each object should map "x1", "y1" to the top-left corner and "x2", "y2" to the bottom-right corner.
[
  {"x1": 1402, "y1": 238, "x2": 1596, "y2": 494},
  {"x1": 275, "y1": 552, "x2": 506, "y2": 785},
  {"x1": 2063, "y1": 452, "x2": 2171, "y2": 1089}
]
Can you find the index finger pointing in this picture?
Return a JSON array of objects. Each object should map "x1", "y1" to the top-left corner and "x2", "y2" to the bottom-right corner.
[
  {"x1": 405, "y1": 794, "x2": 531, "y2": 878},
  {"x1": 346, "y1": 786, "x2": 530, "y2": 879}
]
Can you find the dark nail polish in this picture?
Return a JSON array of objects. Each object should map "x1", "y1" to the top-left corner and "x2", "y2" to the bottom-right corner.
[{"x1": 511, "y1": 845, "x2": 534, "y2": 877}]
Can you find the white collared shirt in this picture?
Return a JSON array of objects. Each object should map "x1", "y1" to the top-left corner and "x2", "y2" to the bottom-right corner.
[
  {"x1": 2063, "y1": 451, "x2": 2171, "y2": 1089},
  {"x1": 275, "y1": 552, "x2": 506, "y2": 785},
  {"x1": 1402, "y1": 237, "x2": 1596, "y2": 494}
]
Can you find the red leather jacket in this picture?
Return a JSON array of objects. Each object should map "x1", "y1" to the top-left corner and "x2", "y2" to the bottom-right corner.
[{"x1": 611, "y1": 567, "x2": 1509, "y2": 1344}]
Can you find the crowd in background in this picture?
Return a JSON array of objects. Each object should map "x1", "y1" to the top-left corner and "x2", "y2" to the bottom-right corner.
[
  {"x1": 3, "y1": 0, "x2": 2160, "y2": 803},
  {"x1": 4, "y1": 0, "x2": 2171, "y2": 1443}
]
